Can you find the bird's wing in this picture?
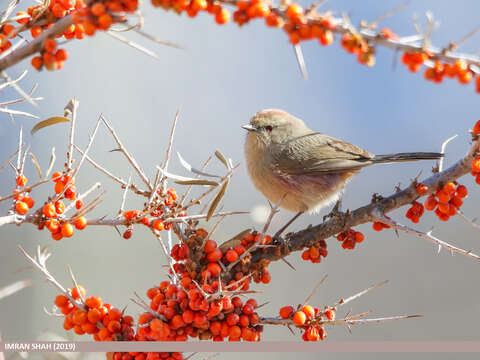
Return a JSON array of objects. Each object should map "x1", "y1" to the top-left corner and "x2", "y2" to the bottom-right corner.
[{"x1": 274, "y1": 132, "x2": 375, "y2": 175}]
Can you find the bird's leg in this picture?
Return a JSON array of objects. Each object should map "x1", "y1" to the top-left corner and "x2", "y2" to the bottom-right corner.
[{"x1": 274, "y1": 211, "x2": 304, "y2": 240}]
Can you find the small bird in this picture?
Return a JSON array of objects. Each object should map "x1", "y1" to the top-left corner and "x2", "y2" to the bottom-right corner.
[{"x1": 243, "y1": 109, "x2": 442, "y2": 219}]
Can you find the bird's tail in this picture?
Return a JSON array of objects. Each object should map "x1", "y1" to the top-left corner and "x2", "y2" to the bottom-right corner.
[{"x1": 372, "y1": 152, "x2": 443, "y2": 164}]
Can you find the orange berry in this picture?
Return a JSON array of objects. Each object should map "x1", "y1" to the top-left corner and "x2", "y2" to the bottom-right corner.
[
  {"x1": 286, "y1": 4, "x2": 303, "y2": 20},
  {"x1": 46, "y1": 219, "x2": 60, "y2": 233},
  {"x1": 416, "y1": 183, "x2": 428, "y2": 196},
  {"x1": 16, "y1": 174, "x2": 27, "y2": 187},
  {"x1": 74, "y1": 216, "x2": 87, "y2": 230},
  {"x1": 215, "y1": 8, "x2": 230, "y2": 24},
  {"x1": 73, "y1": 309, "x2": 88, "y2": 325},
  {"x1": 52, "y1": 4, "x2": 67, "y2": 18},
  {"x1": 2, "y1": 24, "x2": 15, "y2": 36},
  {"x1": 436, "y1": 190, "x2": 451, "y2": 203},
  {"x1": 424, "y1": 195, "x2": 438, "y2": 211},
  {"x1": 15, "y1": 201, "x2": 29, "y2": 215},
  {"x1": 152, "y1": 219, "x2": 165, "y2": 231},
  {"x1": 302, "y1": 305, "x2": 315, "y2": 319},
  {"x1": 71, "y1": 285, "x2": 86, "y2": 299},
  {"x1": 319, "y1": 30, "x2": 334, "y2": 46},
  {"x1": 55, "y1": 294, "x2": 69, "y2": 308},
  {"x1": 354, "y1": 231, "x2": 364, "y2": 243},
  {"x1": 44, "y1": 39, "x2": 57, "y2": 53},
  {"x1": 325, "y1": 309, "x2": 335, "y2": 320},
  {"x1": 91, "y1": 2, "x2": 106, "y2": 16},
  {"x1": 225, "y1": 249, "x2": 239, "y2": 263},
  {"x1": 456, "y1": 185, "x2": 468, "y2": 198},
  {"x1": 372, "y1": 221, "x2": 384, "y2": 231},
  {"x1": 85, "y1": 296, "x2": 102, "y2": 309},
  {"x1": 51, "y1": 172, "x2": 62, "y2": 181},
  {"x1": 265, "y1": 13, "x2": 281, "y2": 27},
  {"x1": 443, "y1": 182, "x2": 456, "y2": 195},
  {"x1": 43, "y1": 203, "x2": 57, "y2": 218},
  {"x1": 16, "y1": 12, "x2": 30, "y2": 24},
  {"x1": 97, "y1": 14, "x2": 112, "y2": 30},
  {"x1": 473, "y1": 157, "x2": 480, "y2": 172},
  {"x1": 31, "y1": 56, "x2": 43, "y2": 70},
  {"x1": 61, "y1": 222, "x2": 74, "y2": 237},
  {"x1": 473, "y1": 120, "x2": 480, "y2": 135},
  {"x1": 279, "y1": 305, "x2": 294, "y2": 319},
  {"x1": 292, "y1": 311, "x2": 307, "y2": 326},
  {"x1": 54, "y1": 181, "x2": 65, "y2": 194},
  {"x1": 75, "y1": 199, "x2": 83, "y2": 209},
  {"x1": 55, "y1": 200, "x2": 65, "y2": 214},
  {"x1": 55, "y1": 49, "x2": 68, "y2": 61}
]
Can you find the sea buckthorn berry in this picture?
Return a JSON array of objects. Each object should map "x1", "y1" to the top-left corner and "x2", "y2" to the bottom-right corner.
[
  {"x1": 293, "y1": 311, "x2": 307, "y2": 326},
  {"x1": 416, "y1": 183, "x2": 428, "y2": 195},
  {"x1": 443, "y1": 182, "x2": 456, "y2": 194},
  {"x1": 16, "y1": 174, "x2": 27, "y2": 187},
  {"x1": 123, "y1": 210, "x2": 139, "y2": 220},
  {"x1": 46, "y1": 219, "x2": 60, "y2": 233},
  {"x1": 31, "y1": 56, "x2": 43, "y2": 70},
  {"x1": 74, "y1": 216, "x2": 87, "y2": 230},
  {"x1": 51, "y1": 172, "x2": 62, "y2": 182},
  {"x1": 75, "y1": 200, "x2": 83, "y2": 209},
  {"x1": 325, "y1": 309, "x2": 335, "y2": 320},
  {"x1": 279, "y1": 305, "x2": 294, "y2": 319},
  {"x1": 456, "y1": 185, "x2": 468, "y2": 198},
  {"x1": 15, "y1": 201, "x2": 29, "y2": 215},
  {"x1": 472, "y1": 157, "x2": 480, "y2": 172},
  {"x1": 55, "y1": 294, "x2": 69, "y2": 308},
  {"x1": 123, "y1": 228, "x2": 133, "y2": 239},
  {"x1": 424, "y1": 195, "x2": 438, "y2": 211},
  {"x1": 43, "y1": 203, "x2": 57, "y2": 218},
  {"x1": 372, "y1": 221, "x2": 384, "y2": 231},
  {"x1": 207, "y1": 248, "x2": 222, "y2": 262},
  {"x1": 302, "y1": 305, "x2": 315, "y2": 319},
  {"x1": 45, "y1": 39, "x2": 57, "y2": 54},
  {"x1": 152, "y1": 219, "x2": 165, "y2": 231},
  {"x1": 71, "y1": 285, "x2": 86, "y2": 299},
  {"x1": 16, "y1": 12, "x2": 30, "y2": 24},
  {"x1": 286, "y1": 4, "x2": 303, "y2": 20},
  {"x1": 54, "y1": 181, "x2": 65, "y2": 194},
  {"x1": 55, "y1": 49, "x2": 68, "y2": 62},
  {"x1": 85, "y1": 296, "x2": 102, "y2": 309},
  {"x1": 91, "y1": 2, "x2": 106, "y2": 16},
  {"x1": 215, "y1": 8, "x2": 230, "y2": 24},
  {"x1": 204, "y1": 239, "x2": 217, "y2": 253},
  {"x1": 225, "y1": 249, "x2": 239, "y2": 263},
  {"x1": 55, "y1": 200, "x2": 65, "y2": 214},
  {"x1": 354, "y1": 231, "x2": 364, "y2": 243},
  {"x1": 61, "y1": 222, "x2": 74, "y2": 237},
  {"x1": 473, "y1": 120, "x2": 480, "y2": 135},
  {"x1": 23, "y1": 196, "x2": 34, "y2": 208}
]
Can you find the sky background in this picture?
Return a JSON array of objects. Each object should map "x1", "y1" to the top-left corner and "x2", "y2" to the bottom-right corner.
[{"x1": 1, "y1": 0, "x2": 480, "y2": 359}]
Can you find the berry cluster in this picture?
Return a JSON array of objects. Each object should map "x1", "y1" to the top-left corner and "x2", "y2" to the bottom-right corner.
[
  {"x1": 9, "y1": 0, "x2": 139, "y2": 71},
  {"x1": 423, "y1": 182, "x2": 467, "y2": 222},
  {"x1": 55, "y1": 285, "x2": 135, "y2": 340},
  {"x1": 336, "y1": 228, "x2": 364, "y2": 250},
  {"x1": 36, "y1": 171, "x2": 88, "y2": 240},
  {"x1": 279, "y1": 304, "x2": 335, "y2": 341},
  {"x1": 301, "y1": 239, "x2": 328, "y2": 263},
  {"x1": 152, "y1": 0, "x2": 231, "y2": 24},
  {"x1": 14, "y1": 175, "x2": 35, "y2": 215},
  {"x1": 121, "y1": 188, "x2": 181, "y2": 239}
]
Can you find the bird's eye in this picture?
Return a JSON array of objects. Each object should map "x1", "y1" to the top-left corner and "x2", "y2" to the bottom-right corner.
[{"x1": 265, "y1": 125, "x2": 273, "y2": 132}]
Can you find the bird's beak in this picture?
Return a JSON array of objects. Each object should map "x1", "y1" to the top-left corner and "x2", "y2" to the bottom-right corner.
[{"x1": 242, "y1": 124, "x2": 257, "y2": 132}]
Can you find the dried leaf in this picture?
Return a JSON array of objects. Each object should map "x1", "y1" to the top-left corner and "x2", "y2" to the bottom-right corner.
[
  {"x1": 219, "y1": 228, "x2": 251, "y2": 252},
  {"x1": 215, "y1": 150, "x2": 229, "y2": 169},
  {"x1": 207, "y1": 178, "x2": 229, "y2": 221},
  {"x1": 177, "y1": 152, "x2": 220, "y2": 178},
  {"x1": 175, "y1": 179, "x2": 218, "y2": 186},
  {"x1": 31, "y1": 116, "x2": 70, "y2": 135}
]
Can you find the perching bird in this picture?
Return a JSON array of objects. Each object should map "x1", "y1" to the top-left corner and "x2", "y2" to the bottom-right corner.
[{"x1": 243, "y1": 109, "x2": 442, "y2": 218}]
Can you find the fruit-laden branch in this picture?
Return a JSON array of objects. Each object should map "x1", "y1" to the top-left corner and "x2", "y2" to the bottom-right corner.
[{"x1": 251, "y1": 133, "x2": 480, "y2": 264}]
